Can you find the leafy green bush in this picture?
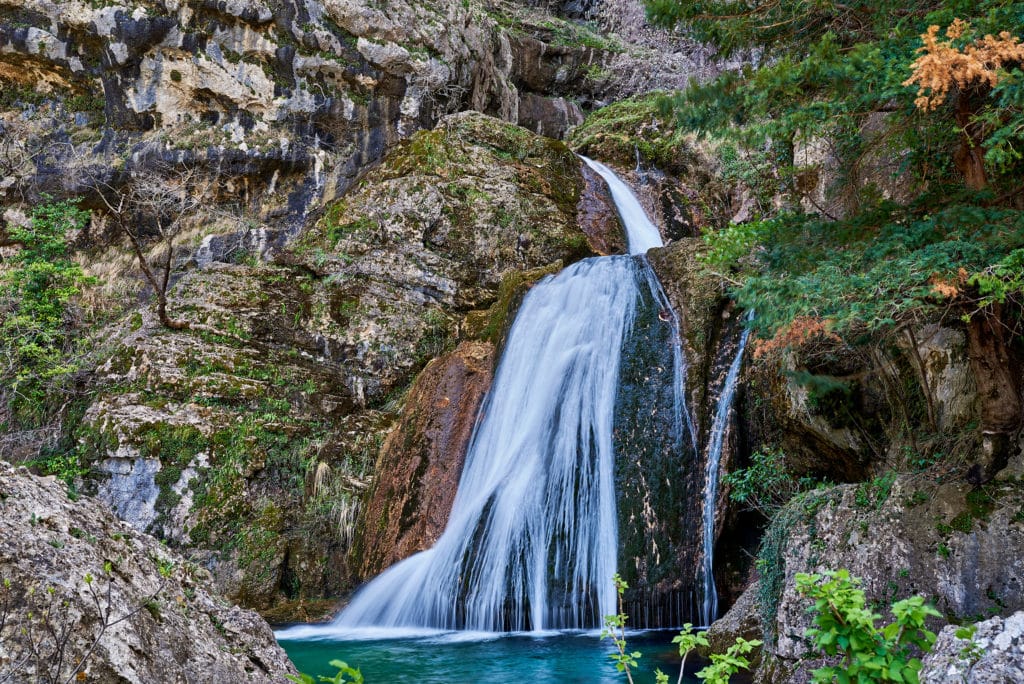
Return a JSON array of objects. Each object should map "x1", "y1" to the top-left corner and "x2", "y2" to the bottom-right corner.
[
  {"x1": 724, "y1": 447, "x2": 825, "y2": 517},
  {"x1": 796, "y1": 569, "x2": 941, "y2": 683},
  {"x1": 286, "y1": 660, "x2": 363, "y2": 684},
  {"x1": 0, "y1": 199, "x2": 92, "y2": 427},
  {"x1": 696, "y1": 636, "x2": 762, "y2": 683}
]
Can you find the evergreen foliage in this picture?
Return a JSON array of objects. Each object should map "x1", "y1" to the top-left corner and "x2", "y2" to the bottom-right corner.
[{"x1": 648, "y1": 0, "x2": 1024, "y2": 343}]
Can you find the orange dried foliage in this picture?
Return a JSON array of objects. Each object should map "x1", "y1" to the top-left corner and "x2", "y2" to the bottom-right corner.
[
  {"x1": 753, "y1": 316, "x2": 841, "y2": 359},
  {"x1": 929, "y1": 267, "x2": 969, "y2": 299},
  {"x1": 904, "y1": 19, "x2": 1024, "y2": 111}
]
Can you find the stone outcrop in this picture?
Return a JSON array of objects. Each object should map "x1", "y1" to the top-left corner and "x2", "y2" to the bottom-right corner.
[
  {"x1": 921, "y1": 611, "x2": 1024, "y2": 683},
  {"x1": 704, "y1": 579, "x2": 763, "y2": 669},
  {"x1": 609, "y1": 235, "x2": 760, "y2": 625},
  {"x1": 744, "y1": 476, "x2": 1024, "y2": 682},
  {"x1": 73, "y1": 112, "x2": 594, "y2": 620},
  {"x1": 0, "y1": 462, "x2": 296, "y2": 683},
  {"x1": 742, "y1": 322, "x2": 982, "y2": 484},
  {"x1": 0, "y1": 0, "x2": 655, "y2": 239},
  {"x1": 353, "y1": 341, "x2": 495, "y2": 580}
]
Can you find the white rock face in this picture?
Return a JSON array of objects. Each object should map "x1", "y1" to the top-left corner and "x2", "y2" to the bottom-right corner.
[
  {"x1": 0, "y1": 462, "x2": 297, "y2": 683},
  {"x1": 95, "y1": 451, "x2": 161, "y2": 530},
  {"x1": 909, "y1": 324, "x2": 977, "y2": 430},
  {"x1": 759, "y1": 477, "x2": 1024, "y2": 676},
  {"x1": 921, "y1": 612, "x2": 1024, "y2": 683}
]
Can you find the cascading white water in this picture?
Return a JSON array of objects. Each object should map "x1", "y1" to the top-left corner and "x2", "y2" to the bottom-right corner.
[
  {"x1": 278, "y1": 158, "x2": 667, "y2": 638},
  {"x1": 335, "y1": 257, "x2": 641, "y2": 632},
  {"x1": 698, "y1": 314, "x2": 752, "y2": 627},
  {"x1": 580, "y1": 157, "x2": 662, "y2": 254}
]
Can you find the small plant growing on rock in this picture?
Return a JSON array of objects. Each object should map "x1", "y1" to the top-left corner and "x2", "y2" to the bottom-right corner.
[
  {"x1": 695, "y1": 636, "x2": 761, "y2": 683},
  {"x1": 603, "y1": 580, "x2": 760, "y2": 684},
  {"x1": 724, "y1": 446, "x2": 825, "y2": 517},
  {"x1": 671, "y1": 623, "x2": 708, "y2": 684},
  {"x1": 796, "y1": 569, "x2": 941, "y2": 683},
  {"x1": 0, "y1": 567, "x2": 165, "y2": 683},
  {"x1": 601, "y1": 573, "x2": 641, "y2": 684}
]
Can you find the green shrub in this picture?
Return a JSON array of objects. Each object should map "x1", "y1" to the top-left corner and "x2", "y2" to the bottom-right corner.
[
  {"x1": 0, "y1": 199, "x2": 93, "y2": 427},
  {"x1": 796, "y1": 569, "x2": 941, "y2": 683},
  {"x1": 724, "y1": 447, "x2": 824, "y2": 517},
  {"x1": 286, "y1": 660, "x2": 363, "y2": 684}
]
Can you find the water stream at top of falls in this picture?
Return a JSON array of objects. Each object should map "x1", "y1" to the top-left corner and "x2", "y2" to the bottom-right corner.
[
  {"x1": 280, "y1": 158, "x2": 715, "y2": 638},
  {"x1": 580, "y1": 157, "x2": 663, "y2": 254}
]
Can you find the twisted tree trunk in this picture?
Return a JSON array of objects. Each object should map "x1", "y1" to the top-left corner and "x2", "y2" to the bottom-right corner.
[{"x1": 964, "y1": 303, "x2": 1022, "y2": 483}]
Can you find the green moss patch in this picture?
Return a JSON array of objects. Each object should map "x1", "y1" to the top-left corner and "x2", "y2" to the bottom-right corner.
[
  {"x1": 569, "y1": 92, "x2": 706, "y2": 173},
  {"x1": 463, "y1": 261, "x2": 562, "y2": 345}
]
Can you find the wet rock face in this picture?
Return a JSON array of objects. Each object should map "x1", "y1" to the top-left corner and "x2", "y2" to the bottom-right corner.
[
  {"x1": 616, "y1": 238, "x2": 761, "y2": 626},
  {"x1": 0, "y1": 462, "x2": 296, "y2": 683},
  {"x1": 577, "y1": 162, "x2": 626, "y2": 255},
  {"x1": 353, "y1": 341, "x2": 495, "y2": 580},
  {"x1": 921, "y1": 612, "x2": 1024, "y2": 683},
  {"x1": 647, "y1": 238, "x2": 729, "y2": 418}
]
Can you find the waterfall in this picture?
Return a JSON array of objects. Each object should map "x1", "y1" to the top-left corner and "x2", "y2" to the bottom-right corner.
[
  {"x1": 276, "y1": 156, "x2": 752, "y2": 640},
  {"x1": 580, "y1": 157, "x2": 662, "y2": 254},
  {"x1": 334, "y1": 257, "x2": 642, "y2": 631},
  {"x1": 698, "y1": 314, "x2": 752, "y2": 627},
  {"x1": 277, "y1": 158, "x2": 672, "y2": 637}
]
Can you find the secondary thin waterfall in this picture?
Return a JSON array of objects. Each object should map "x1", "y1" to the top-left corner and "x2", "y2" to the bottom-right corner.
[
  {"x1": 698, "y1": 314, "x2": 752, "y2": 627},
  {"x1": 280, "y1": 157, "x2": 673, "y2": 634}
]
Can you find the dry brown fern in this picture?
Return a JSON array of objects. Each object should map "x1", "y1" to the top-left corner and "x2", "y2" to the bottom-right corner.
[
  {"x1": 752, "y1": 316, "x2": 841, "y2": 359},
  {"x1": 904, "y1": 19, "x2": 1024, "y2": 111}
]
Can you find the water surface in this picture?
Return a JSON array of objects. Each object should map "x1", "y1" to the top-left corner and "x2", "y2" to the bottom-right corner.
[{"x1": 280, "y1": 629, "x2": 707, "y2": 683}]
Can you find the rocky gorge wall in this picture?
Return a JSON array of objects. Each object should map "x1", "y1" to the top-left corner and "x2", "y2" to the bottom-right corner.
[
  {"x1": 68, "y1": 110, "x2": 617, "y2": 620},
  {"x1": 0, "y1": 0, "x2": 702, "y2": 231},
  {"x1": 0, "y1": 461, "x2": 296, "y2": 682},
  {"x1": 2, "y1": 1, "x2": 1023, "y2": 680},
  {"x1": 0, "y1": 0, "x2": 733, "y2": 628}
]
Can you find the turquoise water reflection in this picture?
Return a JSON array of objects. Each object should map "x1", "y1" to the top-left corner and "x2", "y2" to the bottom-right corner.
[{"x1": 279, "y1": 629, "x2": 705, "y2": 683}]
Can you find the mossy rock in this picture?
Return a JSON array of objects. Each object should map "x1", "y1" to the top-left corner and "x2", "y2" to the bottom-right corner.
[
  {"x1": 568, "y1": 92, "x2": 710, "y2": 175},
  {"x1": 463, "y1": 261, "x2": 563, "y2": 346}
]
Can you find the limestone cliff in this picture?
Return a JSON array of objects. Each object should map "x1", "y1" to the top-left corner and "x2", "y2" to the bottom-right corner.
[
  {"x1": 0, "y1": 461, "x2": 296, "y2": 682},
  {"x1": 70, "y1": 111, "x2": 598, "y2": 620}
]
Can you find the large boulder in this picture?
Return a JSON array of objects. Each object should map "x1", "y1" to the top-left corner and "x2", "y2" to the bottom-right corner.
[
  {"x1": 749, "y1": 477, "x2": 1024, "y2": 682},
  {"x1": 0, "y1": 462, "x2": 296, "y2": 683}
]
